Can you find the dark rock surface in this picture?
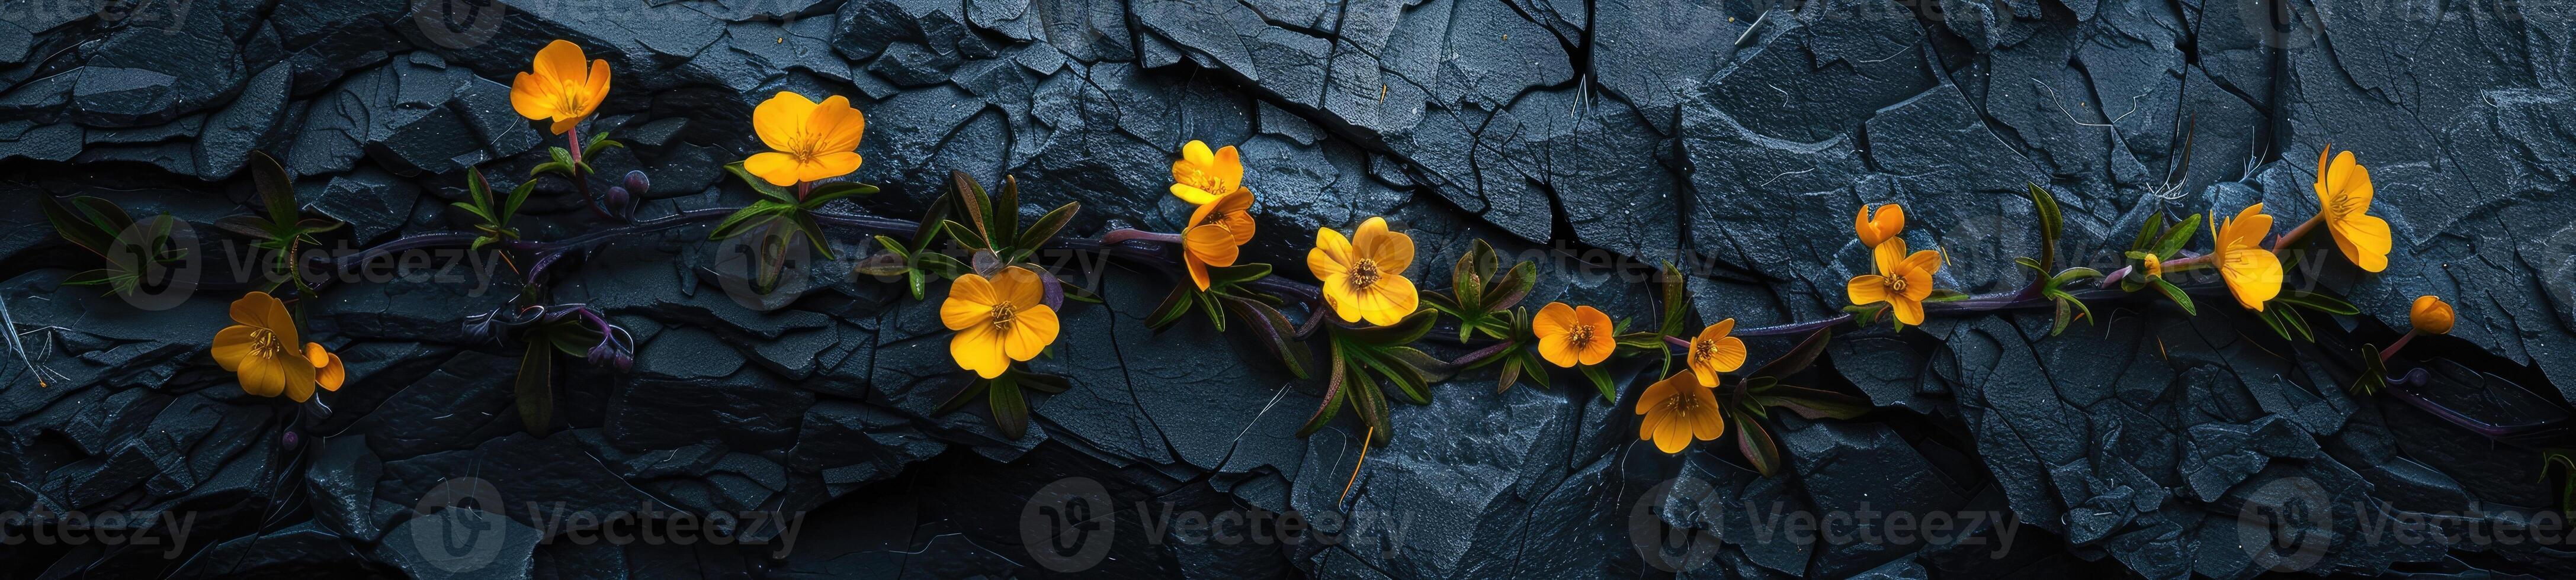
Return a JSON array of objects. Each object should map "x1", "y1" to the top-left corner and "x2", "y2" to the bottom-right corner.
[{"x1": 4, "y1": 0, "x2": 2575, "y2": 578}]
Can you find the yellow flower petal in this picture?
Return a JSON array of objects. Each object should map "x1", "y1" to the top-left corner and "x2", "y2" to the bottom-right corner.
[
  {"x1": 1182, "y1": 140, "x2": 1215, "y2": 167},
  {"x1": 509, "y1": 72, "x2": 554, "y2": 121},
  {"x1": 239, "y1": 357, "x2": 286, "y2": 397},
  {"x1": 1889, "y1": 295, "x2": 1926, "y2": 326},
  {"x1": 1534, "y1": 302, "x2": 1576, "y2": 338},
  {"x1": 1307, "y1": 226, "x2": 1352, "y2": 281},
  {"x1": 995, "y1": 266, "x2": 1045, "y2": 308},
  {"x1": 1353, "y1": 218, "x2": 1413, "y2": 273},
  {"x1": 951, "y1": 324, "x2": 1011, "y2": 379},
  {"x1": 1846, "y1": 274, "x2": 1889, "y2": 306},
  {"x1": 532, "y1": 40, "x2": 587, "y2": 87},
  {"x1": 1362, "y1": 275, "x2": 1417, "y2": 327},
  {"x1": 744, "y1": 152, "x2": 802, "y2": 187},
  {"x1": 2411, "y1": 295, "x2": 2455, "y2": 334},
  {"x1": 811, "y1": 96, "x2": 866, "y2": 152},
  {"x1": 797, "y1": 151, "x2": 864, "y2": 183},
  {"x1": 753, "y1": 92, "x2": 820, "y2": 153},
  {"x1": 211, "y1": 325, "x2": 257, "y2": 372},
  {"x1": 941, "y1": 273, "x2": 997, "y2": 330},
  {"x1": 2328, "y1": 214, "x2": 2392, "y2": 273},
  {"x1": 1170, "y1": 183, "x2": 1221, "y2": 205},
  {"x1": 1006, "y1": 305, "x2": 1058, "y2": 361}
]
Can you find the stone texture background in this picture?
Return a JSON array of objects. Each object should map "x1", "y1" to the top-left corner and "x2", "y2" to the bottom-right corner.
[{"x1": 3, "y1": 0, "x2": 2575, "y2": 577}]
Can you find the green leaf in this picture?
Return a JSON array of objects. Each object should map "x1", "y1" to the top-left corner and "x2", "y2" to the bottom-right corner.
[
  {"x1": 1347, "y1": 362, "x2": 1393, "y2": 444},
  {"x1": 2274, "y1": 290, "x2": 2360, "y2": 315},
  {"x1": 950, "y1": 171, "x2": 993, "y2": 244},
  {"x1": 1748, "y1": 327, "x2": 1831, "y2": 381},
  {"x1": 503, "y1": 181, "x2": 535, "y2": 222},
  {"x1": 1485, "y1": 261, "x2": 1537, "y2": 311},
  {"x1": 913, "y1": 251, "x2": 968, "y2": 278},
  {"x1": 913, "y1": 191, "x2": 953, "y2": 251},
  {"x1": 1579, "y1": 363, "x2": 1616, "y2": 401},
  {"x1": 548, "y1": 146, "x2": 577, "y2": 173},
  {"x1": 1452, "y1": 240, "x2": 1490, "y2": 311},
  {"x1": 988, "y1": 373, "x2": 1029, "y2": 440},
  {"x1": 1207, "y1": 263, "x2": 1273, "y2": 287},
  {"x1": 2129, "y1": 211, "x2": 2168, "y2": 252},
  {"x1": 1755, "y1": 385, "x2": 1873, "y2": 420},
  {"x1": 1299, "y1": 341, "x2": 1350, "y2": 437},
  {"x1": 1657, "y1": 262, "x2": 1689, "y2": 337},
  {"x1": 993, "y1": 175, "x2": 1022, "y2": 242},
  {"x1": 250, "y1": 151, "x2": 298, "y2": 227},
  {"x1": 40, "y1": 195, "x2": 114, "y2": 256},
  {"x1": 583, "y1": 131, "x2": 624, "y2": 156},
  {"x1": 2150, "y1": 279, "x2": 2197, "y2": 315},
  {"x1": 723, "y1": 161, "x2": 797, "y2": 202},
  {"x1": 2025, "y1": 183, "x2": 2062, "y2": 270},
  {"x1": 1924, "y1": 289, "x2": 1973, "y2": 302},
  {"x1": 941, "y1": 219, "x2": 989, "y2": 250},
  {"x1": 803, "y1": 182, "x2": 880, "y2": 208},
  {"x1": 934, "y1": 377, "x2": 991, "y2": 415},
  {"x1": 1733, "y1": 413, "x2": 1782, "y2": 476},
  {"x1": 1013, "y1": 201, "x2": 1081, "y2": 253},
  {"x1": 1354, "y1": 349, "x2": 1431, "y2": 404},
  {"x1": 1020, "y1": 372, "x2": 1071, "y2": 394},
  {"x1": 2150, "y1": 214, "x2": 2201, "y2": 258},
  {"x1": 708, "y1": 202, "x2": 790, "y2": 241},
  {"x1": 793, "y1": 210, "x2": 836, "y2": 260},
  {"x1": 517, "y1": 339, "x2": 554, "y2": 436},
  {"x1": 1334, "y1": 309, "x2": 1438, "y2": 346},
  {"x1": 1494, "y1": 355, "x2": 1523, "y2": 394},
  {"x1": 2050, "y1": 267, "x2": 2105, "y2": 286},
  {"x1": 1217, "y1": 295, "x2": 1312, "y2": 379}
]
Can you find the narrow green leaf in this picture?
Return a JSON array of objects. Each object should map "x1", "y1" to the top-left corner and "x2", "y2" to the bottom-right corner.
[
  {"x1": 1579, "y1": 364, "x2": 1616, "y2": 401},
  {"x1": 2275, "y1": 290, "x2": 2360, "y2": 315},
  {"x1": 1013, "y1": 201, "x2": 1081, "y2": 253},
  {"x1": 2150, "y1": 278, "x2": 2197, "y2": 315},
  {"x1": 1749, "y1": 327, "x2": 1832, "y2": 381},
  {"x1": 1734, "y1": 412, "x2": 1781, "y2": 476},
  {"x1": 1207, "y1": 263, "x2": 1273, "y2": 287},
  {"x1": 2129, "y1": 211, "x2": 2168, "y2": 252},
  {"x1": 1334, "y1": 309, "x2": 1438, "y2": 346},
  {"x1": 722, "y1": 161, "x2": 797, "y2": 202},
  {"x1": 988, "y1": 373, "x2": 1029, "y2": 440},
  {"x1": 2150, "y1": 214, "x2": 2202, "y2": 258},
  {"x1": 1657, "y1": 262, "x2": 1689, "y2": 337},
  {"x1": 1300, "y1": 341, "x2": 1350, "y2": 437},
  {"x1": 250, "y1": 151, "x2": 298, "y2": 227},
  {"x1": 2025, "y1": 183, "x2": 2062, "y2": 269},
  {"x1": 993, "y1": 175, "x2": 1021, "y2": 241},
  {"x1": 517, "y1": 339, "x2": 554, "y2": 436},
  {"x1": 951, "y1": 171, "x2": 992, "y2": 243},
  {"x1": 934, "y1": 377, "x2": 990, "y2": 415}
]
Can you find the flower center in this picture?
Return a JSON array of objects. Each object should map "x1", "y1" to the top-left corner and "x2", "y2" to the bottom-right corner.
[
  {"x1": 1886, "y1": 275, "x2": 1909, "y2": 294},
  {"x1": 248, "y1": 328, "x2": 285, "y2": 359},
  {"x1": 1350, "y1": 259, "x2": 1381, "y2": 290},
  {"x1": 554, "y1": 82, "x2": 588, "y2": 116},
  {"x1": 1692, "y1": 340, "x2": 1717, "y2": 363},
  {"x1": 1661, "y1": 390, "x2": 1702, "y2": 413},
  {"x1": 2330, "y1": 194, "x2": 2359, "y2": 216},
  {"x1": 989, "y1": 302, "x2": 1018, "y2": 331},
  {"x1": 1566, "y1": 324, "x2": 1595, "y2": 349}
]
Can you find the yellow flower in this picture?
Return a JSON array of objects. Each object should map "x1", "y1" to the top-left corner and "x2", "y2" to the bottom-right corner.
[
  {"x1": 745, "y1": 91, "x2": 867, "y2": 187},
  {"x1": 2214, "y1": 204, "x2": 2283, "y2": 311},
  {"x1": 1169, "y1": 140, "x2": 1245, "y2": 205},
  {"x1": 1636, "y1": 370, "x2": 1725, "y2": 454},
  {"x1": 2314, "y1": 147, "x2": 2391, "y2": 272},
  {"x1": 1181, "y1": 188, "x2": 1257, "y2": 291},
  {"x1": 1308, "y1": 217, "x2": 1419, "y2": 326},
  {"x1": 2411, "y1": 295, "x2": 2454, "y2": 334},
  {"x1": 2141, "y1": 253, "x2": 2163, "y2": 279},
  {"x1": 210, "y1": 292, "x2": 324, "y2": 402},
  {"x1": 509, "y1": 40, "x2": 611, "y2": 136},
  {"x1": 308, "y1": 343, "x2": 347, "y2": 393},
  {"x1": 1845, "y1": 237, "x2": 1943, "y2": 326},
  {"x1": 942, "y1": 266, "x2": 1061, "y2": 379},
  {"x1": 1855, "y1": 203, "x2": 1904, "y2": 249},
  {"x1": 1686, "y1": 319, "x2": 1747, "y2": 386},
  {"x1": 1534, "y1": 302, "x2": 1615, "y2": 368}
]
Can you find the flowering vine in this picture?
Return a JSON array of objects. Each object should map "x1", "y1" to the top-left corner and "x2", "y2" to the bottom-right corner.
[{"x1": 27, "y1": 40, "x2": 2554, "y2": 488}]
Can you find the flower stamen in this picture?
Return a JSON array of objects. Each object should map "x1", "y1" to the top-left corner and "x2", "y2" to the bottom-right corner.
[
  {"x1": 1350, "y1": 259, "x2": 1382, "y2": 290},
  {"x1": 989, "y1": 301, "x2": 1018, "y2": 331}
]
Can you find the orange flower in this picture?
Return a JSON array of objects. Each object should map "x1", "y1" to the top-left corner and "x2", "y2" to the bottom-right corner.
[
  {"x1": 1308, "y1": 217, "x2": 1419, "y2": 326},
  {"x1": 2214, "y1": 204, "x2": 2283, "y2": 311},
  {"x1": 2411, "y1": 295, "x2": 2454, "y2": 335},
  {"x1": 2315, "y1": 147, "x2": 2391, "y2": 272},
  {"x1": 1534, "y1": 302, "x2": 1615, "y2": 368},
  {"x1": 1845, "y1": 237, "x2": 1943, "y2": 326},
  {"x1": 1181, "y1": 194, "x2": 1257, "y2": 291},
  {"x1": 1169, "y1": 140, "x2": 1245, "y2": 205},
  {"x1": 1636, "y1": 370, "x2": 1725, "y2": 454},
  {"x1": 1855, "y1": 203, "x2": 1904, "y2": 249},
  {"x1": 508, "y1": 40, "x2": 611, "y2": 135},
  {"x1": 1685, "y1": 319, "x2": 1747, "y2": 386},
  {"x1": 308, "y1": 343, "x2": 346, "y2": 393},
  {"x1": 941, "y1": 266, "x2": 1061, "y2": 379},
  {"x1": 2141, "y1": 253, "x2": 2164, "y2": 279},
  {"x1": 210, "y1": 292, "x2": 327, "y2": 401},
  {"x1": 745, "y1": 91, "x2": 867, "y2": 187}
]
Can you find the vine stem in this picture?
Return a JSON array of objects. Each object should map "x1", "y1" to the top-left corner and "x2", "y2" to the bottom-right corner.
[
  {"x1": 566, "y1": 125, "x2": 611, "y2": 221},
  {"x1": 301, "y1": 205, "x2": 2562, "y2": 443}
]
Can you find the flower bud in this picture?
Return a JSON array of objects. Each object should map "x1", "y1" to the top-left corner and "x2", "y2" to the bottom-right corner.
[
  {"x1": 2410, "y1": 295, "x2": 2454, "y2": 335},
  {"x1": 603, "y1": 186, "x2": 634, "y2": 220},
  {"x1": 623, "y1": 170, "x2": 650, "y2": 196}
]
